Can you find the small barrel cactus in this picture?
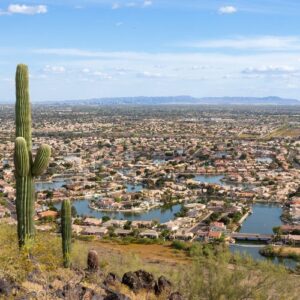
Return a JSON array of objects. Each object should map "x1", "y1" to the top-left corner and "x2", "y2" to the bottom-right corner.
[
  {"x1": 61, "y1": 199, "x2": 72, "y2": 268},
  {"x1": 14, "y1": 64, "x2": 51, "y2": 247},
  {"x1": 87, "y1": 250, "x2": 99, "y2": 272}
]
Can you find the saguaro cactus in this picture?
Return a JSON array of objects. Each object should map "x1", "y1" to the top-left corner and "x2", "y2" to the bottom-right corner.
[
  {"x1": 14, "y1": 64, "x2": 51, "y2": 247},
  {"x1": 61, "y1": 199, "x2": 72, "y2": 268},
  {"x1": 87, "y1": 250, "x2": 99, "y2": 272}
]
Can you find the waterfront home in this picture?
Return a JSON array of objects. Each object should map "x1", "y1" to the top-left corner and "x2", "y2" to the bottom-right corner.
[
  {"x1": 208, "y1": 231, "x2": 222, "y2": 241},
  {"x1": 139, "y1": 229, "x2": 159, "y2": 239},
  {"x1": 115, "y1": 229, "x2": 133, "y2": 237},
  {"x1": 282, "y1": 234, "x2": 300, "y2": 245},
  {"x1": 102, "y1": 220, "x2": 127, "y2": 228},
  {"x1": 83, "y1": 217, "x2": 102, "y2": 226},
  {"x1": 81, "y1": 226, "x2": 108, "y2": 237},
  {"x1": 131, "y1": 220, "x2": 153, "y2": 228},
  {"x1": 161, "y1": 220, "x2": 179, "y2": 231},
  {"x1": 172, "y1": 229, "x2": 194, "y2": 241},
  {"x1": 210, "y1": 222, "x2": 226, "y2": 232},
  {"x1": 184, "y1": 203, "x2": 206, "y2": 210}
]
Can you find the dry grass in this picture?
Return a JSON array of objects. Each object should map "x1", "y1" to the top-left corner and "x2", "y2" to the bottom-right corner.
[
  {"x1": 0, "y1": 224, "x2": 299, "y2": 299},
  {"x1": 71, "y1": 239, "x2": 187, "y2": 286},
  {"x1": 266, "y1": 126, "x2": 300, "y2": 138}
]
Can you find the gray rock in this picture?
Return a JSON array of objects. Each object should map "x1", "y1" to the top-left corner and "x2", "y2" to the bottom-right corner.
[
  {"x1": 169, "y1": 291, "x2": 184, "y2": 300},
  {"x1": 154, "y1": 275, "x2": 172, "y2": 295},
  {"x1": 122, "y1": 270, "x2": 155, "y2": 292}
]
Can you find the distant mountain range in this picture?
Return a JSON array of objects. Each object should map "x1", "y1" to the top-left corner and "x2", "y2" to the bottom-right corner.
[{"x1": 51, "y1": 96, "x2": 300, "y2": 106}]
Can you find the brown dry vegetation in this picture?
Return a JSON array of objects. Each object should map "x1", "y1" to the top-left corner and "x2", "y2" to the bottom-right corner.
[
  {"x1": 266, "y1": 125, "x2": 300, "y2": 138},
  {"x1": 0, "y1": 224, "x2": 299, "y2": 299}
]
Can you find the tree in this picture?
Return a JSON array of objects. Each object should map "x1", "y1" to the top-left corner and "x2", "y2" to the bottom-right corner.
[{"x1": 71, "y1": 205, "x2": 77, "y2": 218}]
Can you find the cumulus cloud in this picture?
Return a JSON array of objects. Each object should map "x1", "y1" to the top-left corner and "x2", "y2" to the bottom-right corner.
[
  {"x1": 218, "y1": 6, "x2": 237, "y2": 14},
  {"x1": 112, "y1": 1, "x2": 151, "y2": 9},
  {"x1": 93, "y1": 71, "x2": 113, "y2": 80},
  {"x1": 0, "y1": 4, "x2": 47, "y2": 15},
  {"x1": 181, "y1": 36, "x2": 300, "y2": 51},
  {"x1": 137, "y1": 71, "x2": 162, "y2": 78},
  {"x1": 143, "y1": 0, "x2": 152, "y2": 7},
  {"x1": 43, "y1": 65, "x2": 66, "y2": 74},
  {"x1": 242, "y1": 65, "x2": 297, "y2": 75}
]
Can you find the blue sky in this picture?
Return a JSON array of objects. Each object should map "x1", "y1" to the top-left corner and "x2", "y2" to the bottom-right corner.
[{"x1": 1, "y1": 0, "x2": 300, "y2": 101}]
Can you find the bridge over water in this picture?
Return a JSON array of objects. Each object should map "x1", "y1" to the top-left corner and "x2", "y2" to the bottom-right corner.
[{"x1": 231, "y1": 233, "x2": 273, "y2": 242}]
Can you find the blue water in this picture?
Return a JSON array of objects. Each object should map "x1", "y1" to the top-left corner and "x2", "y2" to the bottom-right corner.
[
  {"x1": 55, "y1": 200, "x2": 181, "y2": 223},
  {"x1": 126, "y1": 184, "x2": 143, "y2": 193},
  {"x1": 230, "y1": 203, "x2": 297, "y2": 269},
  {"x1": 194, "y1": 175, "x2": 225, "y2": 185},
  {"x1": 239, "y1": 203, "x2": 282, "y2": 234},
  {"x1": 36, "y1": 179, "x2": 69, "y2": 192}
]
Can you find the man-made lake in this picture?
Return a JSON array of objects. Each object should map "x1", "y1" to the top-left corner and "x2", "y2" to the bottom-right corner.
[
  {"x1": 55, "y1": 200, "x2": 181, "y2": 223},
  {"x1": 194, "y1": 174, "x2": 225, "y2": 185},
  {"x1": 230, "y1": 203, "x2": 297, "y2": 268},
  {"x1": 36, "y1": 179, "x2": 69, "y2": 192}
]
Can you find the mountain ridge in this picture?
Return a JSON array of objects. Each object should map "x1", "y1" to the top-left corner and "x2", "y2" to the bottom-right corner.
[{"x1": 51, "y1": 96, "x2": 300, "y2": 106}]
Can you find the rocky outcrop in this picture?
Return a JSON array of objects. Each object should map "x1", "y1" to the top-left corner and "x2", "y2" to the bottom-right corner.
[
  {"x1": 103, "y1": 273, "x2": 121, "y2": 287},
  {"x1": 169, "y1": 291, "x2": 184, "y2": 300},
  {"x1": 0, "y1": 278, "x2": 13, "y2": 296},
  {"x1": 0, "y1": 269, "x2": 181, "y2": 299},
  {"x1": 122, "y1": 270, "x2": 155, "y2": 292}
]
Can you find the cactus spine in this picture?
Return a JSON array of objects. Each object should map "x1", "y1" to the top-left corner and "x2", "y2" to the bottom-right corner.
[
  {"x1": 14, "y1": 64, "x2": 51, "y2": 247},
  {"x1": 61, "y1": 199, "x2": 72, "y2": 268}
]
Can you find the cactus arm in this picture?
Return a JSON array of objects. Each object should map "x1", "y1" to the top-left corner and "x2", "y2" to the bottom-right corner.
[
  {"x1": 15, "y1": 64, "x2": 32, "y2": 151},
  {"x1": 32, "y1": 144, "x2": 51, "y2": 176},
  {"x1": 61, "y1": 199, "x2": 72, "y2": 268},
  {"x1": 14, "y1": 137, "x2": 30, "y2": 177}
]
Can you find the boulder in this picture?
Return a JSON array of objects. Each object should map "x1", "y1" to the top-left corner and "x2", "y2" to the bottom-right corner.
[
  {"x1": 0, "y1": 278, "x2": 12, "y2": 296},
  {"x1": 59, "y1": 283, "x2": 103, "y2": 300},
  {"x1": 169, "y1": 291, "x2": 183, "y2": 300},
  {"x1": 122, "y1": 270, "x2": 155, "y2": 293},
  {"x1": 103, "y1": 273, "x2": 121, "y2": 286},
  {"x1": 155, "y1": 275, "x2": 172, "y2": 295},
  {"x1": 104, "y1": 292, "x2": 131, "y2": 300}
]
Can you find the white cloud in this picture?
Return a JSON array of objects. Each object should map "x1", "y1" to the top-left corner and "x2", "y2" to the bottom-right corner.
[
  {"x1": 143, "y1": 1, "x2": 152, "y2": 7},
  {"x1": 112, "y1": 3, "x2": 120, "y2": 9},
  {"x1": 115, "y1": 22, "x2": 123, "y2": 27},
  {"x1": 112, "y1": 1, "x2": 151, "y2": 10},
  {"x1": 218, "y1": 6, "x2": 237, "y2": 14},
  {"x1": 93, "y1": 71, "x2": 113, "y2": 80},
  {"x1": 181, "y1": 36, "x2": 300, "y2": 51},
  {"x1": 137, "y1": 71, "x2": 162, "y2": 78},
  {"x1": 125, "y1": 2, "x2": 137, "y2": 7},
  {"x1": 0, "y1": 4, "x2": 47, "y2": 15},
  {"x1": 43, "y1": 65, "x2": 66, "y2": 74},
  {"x1": 242, "y1": 65, "x2": 297, "y2": 75}
]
